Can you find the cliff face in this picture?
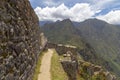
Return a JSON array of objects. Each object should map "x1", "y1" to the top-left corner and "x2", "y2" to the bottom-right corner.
[{"x1": 0, "y1": 0, "x2": 45, "y2": 80}]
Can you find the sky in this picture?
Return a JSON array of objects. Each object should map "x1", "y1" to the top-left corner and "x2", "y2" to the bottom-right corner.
[{"x1": 29, "y1": 0, "x2": 120, "y2": 24}]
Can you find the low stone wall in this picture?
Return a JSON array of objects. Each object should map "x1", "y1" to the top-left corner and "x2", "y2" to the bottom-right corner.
[{"x1": 46, "y1": 43, "x2": 78, "y2": 55}]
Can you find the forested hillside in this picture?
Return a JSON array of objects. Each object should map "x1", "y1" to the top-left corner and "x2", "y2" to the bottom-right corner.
[{"x1": 41, "y1": 19, "x2": 120, "y2": 78}]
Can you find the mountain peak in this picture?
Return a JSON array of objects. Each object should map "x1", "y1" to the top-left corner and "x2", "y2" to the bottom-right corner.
[
  {"x1": 83, "y1": 18, "x2": 108, "y2": 24},
  {"x1": 60, "y1": 19, "x2": 73, "y2": 26},
  {"x1": 62, "y1": 19, "x2": 71, "y2": 22}
]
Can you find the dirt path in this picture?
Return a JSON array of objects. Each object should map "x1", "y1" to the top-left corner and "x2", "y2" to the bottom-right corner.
[{"x1": 38, "y1": 49, "x2": 53, "y2": 80}]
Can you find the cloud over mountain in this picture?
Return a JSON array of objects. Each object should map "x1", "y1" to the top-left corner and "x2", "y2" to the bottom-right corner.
[
  {"x1": 97, "y1": 10, "x2": 120, "y2": 24},
  {"x1": 34, "y1": 0, "x2": 120, "y2": 24},
  {"x1": 34, "y1": 3, "x2": 98, "y2": 22}
]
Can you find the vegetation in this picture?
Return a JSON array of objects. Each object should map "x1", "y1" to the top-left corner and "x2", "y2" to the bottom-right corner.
[
  {"x1": 41, "y1": 18, "x2": 120, "y2": 78},
  {"x1": 76, "y1": 19, "x2": 120, "y2": 78},
  {"x1": 32, "y1": 50, "x2": 48, "y2": 80},
  {"x1": 77, "y1": 61, "x2": 107, "y2": 80},
  {"x1": 41, "y1": 19, "x2": 85, "y2": 49},
  {"x1": 51, "y1": 49, "x2": 68, "y2": 80}
]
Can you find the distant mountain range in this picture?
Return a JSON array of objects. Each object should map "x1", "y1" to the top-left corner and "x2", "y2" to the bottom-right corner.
[
  {"x1": 40, "y1": 18, "x2": 120, "y2": 78},
  {"x1": 39, "y1": 21, "x2": 53, "y2": 26}
]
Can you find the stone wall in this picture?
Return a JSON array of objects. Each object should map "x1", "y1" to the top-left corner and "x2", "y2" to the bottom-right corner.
[
  {"x1": 40, "y1": 33, "x2": 47, "y2": 49},
  {"x1": 47, "y1": 43, "x2": 78, "y2": 55},
  {"x1": 61, "y1": 61, "x2": 78, "y2": 80},
  {"x1": 0, "y1": 0, "x2": 45, "y2": 80}
]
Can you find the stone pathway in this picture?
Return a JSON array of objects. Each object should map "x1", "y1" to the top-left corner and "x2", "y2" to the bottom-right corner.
[{"x1": 38, "y1": 49, "x2": 53, "y2": 80}]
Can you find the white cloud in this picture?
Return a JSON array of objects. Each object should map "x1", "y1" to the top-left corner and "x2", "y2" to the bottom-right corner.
[
  {"x1": 97, "y1": 10, "x2": 120, "y2": 24},
  {"x1": 89, "y1": 0, "x2": 116, "y2": 10},
  {"x1": 70, "y1": 3, "x2": 95, "y2": 21},
  {"x1": 34, "y1": 3, "x2": 99, "y2": 22},
  {"x1": 34, "y1": 2, "x2": 120, "y2": 24},
  {"x1": 43, "y1": 0, "x2": 60, "y2": 7},
  {"x1": 42, "y1": 0, "x2": 62, "y2": 7}
]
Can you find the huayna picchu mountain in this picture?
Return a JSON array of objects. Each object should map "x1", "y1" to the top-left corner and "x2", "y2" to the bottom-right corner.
[
  {"x1": 41, "y1": 19, "x2": 85, "y2": 49},
  {"x1": 41, "y1": 18, "x2": 120, "y2": 79}
]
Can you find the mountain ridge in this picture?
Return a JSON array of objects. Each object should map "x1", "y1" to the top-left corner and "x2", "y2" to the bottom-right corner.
[{"x1": 41, "y1": 18, "x2": 120, "y2": 79}]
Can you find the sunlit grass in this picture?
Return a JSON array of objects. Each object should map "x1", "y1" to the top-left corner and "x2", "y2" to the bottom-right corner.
[{"x1": 51, "y1": 49, "x2": 68, "y2": 80}]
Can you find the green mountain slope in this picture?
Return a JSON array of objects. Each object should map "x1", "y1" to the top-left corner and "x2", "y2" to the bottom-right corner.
[
  {"x1": 75, "y1": 19, "x2": 120, "y2": 77},
  {"x1": 41, "y1": 19, "x2": 85, "y2": 49},
  {"x1": 41, "y1": 19, "x2": 120, "y2": 78}
]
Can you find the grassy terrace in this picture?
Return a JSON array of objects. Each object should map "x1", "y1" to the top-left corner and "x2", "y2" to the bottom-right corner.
[
  {"x1": 51, "y1": 49, "x2": 68, "y2": 80},
  {"x1": 33, "y1": 49, "x2": 68, "y2": 80}
]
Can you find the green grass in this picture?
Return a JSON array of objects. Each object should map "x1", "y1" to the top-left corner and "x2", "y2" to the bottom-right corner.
[
  {"x1": 32, "y1": 49, "x2": 48, "y2": 80},
  {"x1": 51, "y1": 49, "x2": 68, "y2": 80}
]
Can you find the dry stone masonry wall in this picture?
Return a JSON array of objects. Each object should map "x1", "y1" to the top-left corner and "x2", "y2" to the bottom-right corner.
[
  {"x1": 0, "y1": 0, "x2": 44, "y2": 80},
  {"x1": 46, "y1": 43, "x2": 77, "y2": 55}
]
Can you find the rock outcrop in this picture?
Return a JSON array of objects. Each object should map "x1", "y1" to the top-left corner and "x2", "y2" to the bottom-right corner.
[
  {"x1": 61, "y1": 61, "x2": 78, "y2": 80},
  {"x1": 0, "y1": 0, "x2": 46, "y2": 80},
  {"x1": 78, "y1": 60, "x2": 116, "y2": 80},
  {"x1": 61, "y1": 54, "x2": 116, "y2": 80}
]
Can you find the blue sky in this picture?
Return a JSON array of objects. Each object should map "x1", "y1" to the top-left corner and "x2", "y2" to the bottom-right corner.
[{"x1": 29, "y1": 0, "x2": 120, "y2": 24}]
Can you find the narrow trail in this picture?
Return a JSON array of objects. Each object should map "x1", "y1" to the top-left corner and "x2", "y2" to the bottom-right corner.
[{"x1": 38, "y1": 49, "x2": 53, "y2": 80}]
